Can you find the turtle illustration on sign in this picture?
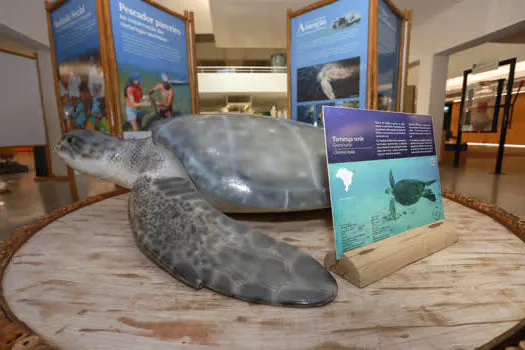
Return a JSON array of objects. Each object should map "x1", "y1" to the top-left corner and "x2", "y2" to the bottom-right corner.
[{"x1": 385, "y1": 169, "x2": 437, "y2": 220}]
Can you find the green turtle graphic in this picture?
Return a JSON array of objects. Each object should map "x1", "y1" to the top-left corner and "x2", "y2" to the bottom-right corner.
[{"x1": 385, "y1": 169, "x2": 437, "y2": 220}]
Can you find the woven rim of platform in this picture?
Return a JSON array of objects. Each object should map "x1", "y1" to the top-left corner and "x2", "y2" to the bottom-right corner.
[
  {"x1": 0, "y1": 189, "x2": 523, "y2": 349},
  {"x1": 0, "y1": 188, "x2": 128, "y2": 349}
]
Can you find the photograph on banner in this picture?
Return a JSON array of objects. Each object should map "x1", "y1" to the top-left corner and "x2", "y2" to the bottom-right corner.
[
  {"x1": 297, "y1": 56, "x2": 360, "y2": 102},
  {"x1": 377, "y1": 0, "x2": 403, "y2": 111},
  {"x1": 109, "y1": 0, "x2": 192, "y2": 135},
  {"x1": 50, "y1": 0, "x2": 109, "y2": 133},
  {"x1": 323, "y1": 106, "x2": 445, "y2": 259},
  {"x1": 290, "y1": 0, "x2": 370, "y2": 123}
]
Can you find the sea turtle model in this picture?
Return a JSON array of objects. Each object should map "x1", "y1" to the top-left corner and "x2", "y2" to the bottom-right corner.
[
  {"x1": 54, "y1": 113, "x2": 337, "y2": 307},
  {"x1": 385, "y1": 169, "x2": 437, "y2": 219}
]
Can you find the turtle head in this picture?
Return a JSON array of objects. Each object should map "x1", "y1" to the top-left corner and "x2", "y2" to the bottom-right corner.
[
  {"x1": 385, "y1": 188, "x2": 392, "y2": 195},
  {"x1": 55, "y1": 129, "x2": 122, "y2": 180}
]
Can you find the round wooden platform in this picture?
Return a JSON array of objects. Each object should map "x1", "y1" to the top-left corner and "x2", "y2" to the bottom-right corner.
[{"x1": 2, "y1": 192, "x2": 525, "y2": 350}]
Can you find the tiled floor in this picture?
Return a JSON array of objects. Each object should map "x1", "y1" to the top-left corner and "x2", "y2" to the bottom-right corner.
[
  {"x1": 0, "y1": 149, "x2": 524, "y2": 241},
  {"x1": 0, "y1": 152, "x2": 114, "y2": 240},
  {"x1": 439, "y1": 149, "x2": 525, "y2": 217}
]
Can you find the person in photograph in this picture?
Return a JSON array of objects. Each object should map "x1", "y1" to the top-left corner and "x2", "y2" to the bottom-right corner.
[
  {"x1": 88, "y1": 56, "x2": 106, "y2": 131},
  {"x1": 59, "y1": 79, "x2": 74, "y2": 131},
  {"x1": 148, "y1": 73, "x2": 174, "y2": 120},
  {"x1": 124, "y1": 72, "x2": 143, "y2": 131},
  {"x1": 68, "y1": 70, "x2": 81, "y2": 100},
  {"x1": 71, "y1": 82, "x2": 88, "y2": 129}
]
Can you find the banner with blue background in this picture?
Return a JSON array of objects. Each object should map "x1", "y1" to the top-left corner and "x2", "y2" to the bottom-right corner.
[
  {"x1": 377, "y1": 0, "x2": 403, "y2": 111},
  {"x1": 290, "y1": 0, "x2": 369, "y2": 127},
  {"x1": 50, "y1": 0, "x2": 110, "y2": 133},
  {"x1": 323, "y1": 106, "x2": 445, "y2": 259},
  {"x1": 109, "y1": 0, "x2": 192, "y2": 134}
]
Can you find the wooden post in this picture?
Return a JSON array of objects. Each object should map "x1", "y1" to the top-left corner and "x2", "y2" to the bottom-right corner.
[
  {"x1": 45, "y1": 0, "x2": 79, "y2": 201},
  {"x1": 96, "y1": 0, "x2": 118, "y2": 136},
  {"x1": 286, "y1": 8, "x2": 292, "y2": 120},
  {"x1": 396, "y1": 10, "x2": 407, "y2": 112},
  {"x1": 366, "y1": 0, "x2": 379, "y2": 110},
  {"x1": 324, "y1": 221, "x2": 458, "y2": 288},
  {"x1": 189, "y1": 11, "x2": 199, "y2": 113},
  {"x1": 101, "y1": 0, "x2": 124, "y2": 137},
  {"x1": 400, "y1": 10, "x2": 412, "y2": 112}
]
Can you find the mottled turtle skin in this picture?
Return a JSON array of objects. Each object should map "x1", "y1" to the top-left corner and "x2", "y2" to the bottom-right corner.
[
  {"x1": 153, "y1": 113, "x2": 330, "y2": 213},
  {"x1": 54, "y1": 114, "x2": 338, "y2": 307},
  {"x1": 389, "y1": 169, "x2": 436, "y2": 206}
]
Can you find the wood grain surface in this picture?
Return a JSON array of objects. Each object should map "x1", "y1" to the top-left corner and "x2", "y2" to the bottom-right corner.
[{"x1": 3, "y1": 195, "x2": 525, "y2": 350}]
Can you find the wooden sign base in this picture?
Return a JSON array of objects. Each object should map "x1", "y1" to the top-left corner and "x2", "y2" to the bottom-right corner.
[{"x1": 324, "y1": 221, "x2": 458, "y2": 288}]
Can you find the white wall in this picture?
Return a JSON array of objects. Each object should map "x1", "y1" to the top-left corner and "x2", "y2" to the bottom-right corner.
[
  {"x1": 410, "y1": 0, "x2": 525, "y2": 63},
  {"x1": 197, "y1": 42, "x2": 285, "y2": 64},
  {"x1": 446, "y1": 43, "x2": 525, "y2": 78},
  {"x1": 0, "y1": 51, "x2": 47, "y2": 147},
  {"x1": 38, "y1": 51, "x2": 67, "y2": 176},
  {"x1": 198, "y1": 73, "x2": 287, "y2": 94},
  {"x1": 0, "y1": 0, "x2": 68, "y2": 176},
  {"x1": 155, "y1": 0, "x2": 213, "y2": 33},
  {"x1": 0, "y1": 1, "x2": 49, "y2": 48},
  {"x1": 408, "y1": 42, "x2": 525, "y2": 95}
]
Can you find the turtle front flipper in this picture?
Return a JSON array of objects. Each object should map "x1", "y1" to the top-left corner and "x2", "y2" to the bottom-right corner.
[
  {"x1": 128, "y1": 175, "x2": 338, "y2": 307},
  {"x1": 423, "y1": 188, "x2": 437, "y2": 202},
  {"x1": 389, "y1": 169, "x2": 395, "y2": 188}
]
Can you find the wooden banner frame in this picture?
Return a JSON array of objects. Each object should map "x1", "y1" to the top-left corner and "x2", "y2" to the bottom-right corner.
[
  {"x1": 45, "y1": 0, "x2": 199, "y2": 203},
  {"x1": 381, "y1": 0, "x2": 412, "y2": 112},
  {"x1": 286, "y1": 0, "x2": 411, "y2": 116}
]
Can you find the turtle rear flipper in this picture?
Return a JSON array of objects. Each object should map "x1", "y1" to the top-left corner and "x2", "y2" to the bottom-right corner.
[
  {"x1": 389, "y1": 198, "x2": 397, "y2": 220},
  {"x1": 129, "y1": 175, "x2": 338, "y2": 307},
  {"x1": 423, "y1": 188, "x2": 436, "y2": 202}
]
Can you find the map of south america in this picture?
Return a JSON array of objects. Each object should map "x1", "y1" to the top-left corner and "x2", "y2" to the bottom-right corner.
[{"x1": 336, "y1": 168, "x2": 354, "y2": 192}]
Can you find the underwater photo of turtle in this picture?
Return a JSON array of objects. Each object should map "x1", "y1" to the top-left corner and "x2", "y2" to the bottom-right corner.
[
  {"x1": 327, "y1": 155, "x2": 444, "y2": 252},
  {"x1": 297, "y1": 56, "x2": 360, "y2": 102},
  {"x1": 385, "y1": 169, "x2": 438, "y2": 221}
]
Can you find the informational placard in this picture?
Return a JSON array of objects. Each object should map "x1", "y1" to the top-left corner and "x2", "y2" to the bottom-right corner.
[
  {"x1": 50, "y1": 0, "x2": 109, "y2": 133},
  {"x1": 109, "y1": 0, "x2": 192, "y2": 135},
  {"x1": 323, "y1": 106, "x2": 445, "y2": 259},
  {"x1": 290, "y1": 0, "x2": 369, "y2": 127},
  {"x1": 377, "y1": 0, "x2": 403, "y2": 111}
]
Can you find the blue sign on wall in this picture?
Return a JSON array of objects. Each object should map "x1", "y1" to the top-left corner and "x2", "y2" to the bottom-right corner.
[
  {"x1": 323, "y1": 106, "x2": 445, "y2": 259},
  {"x1": 109, "y1": 0, "x2": 192, "y2": 134},
  {"x1": 50, "y1": 0, "x2": 110, "y2": 133},
  {"x1": 290, "y1": 0, "x2": 370, "y2": 127}
]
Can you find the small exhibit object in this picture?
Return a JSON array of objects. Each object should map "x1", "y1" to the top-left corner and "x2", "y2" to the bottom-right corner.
[{"x1": 322, "y1": 106, "x2": 457, "y2": 286}]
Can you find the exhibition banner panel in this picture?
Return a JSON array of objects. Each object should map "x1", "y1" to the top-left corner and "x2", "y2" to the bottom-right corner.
[
  {"x1": 50, "y1": 0, "x2": 110, "y2": 133},
  {"x1": 377, "y1": 0, "x2": 403, "y2": 111},
  {"x1": 290, "y1": 0, "x2": 370, "y2": 127},
  {"x1": 323, "y1": 106, "x2": 445, "y2": 259},
  {"x1": 109, "y1": 0, "x2": 192, "y2": 135}
]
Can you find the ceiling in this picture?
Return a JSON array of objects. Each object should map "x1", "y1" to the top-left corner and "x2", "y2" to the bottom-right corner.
[
  {"x1": 160, "y1": 0, "x2": 465, "y2": 48},
  {"x1": 391, "y1": 0, "x2": 463, "y2": 26}
]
